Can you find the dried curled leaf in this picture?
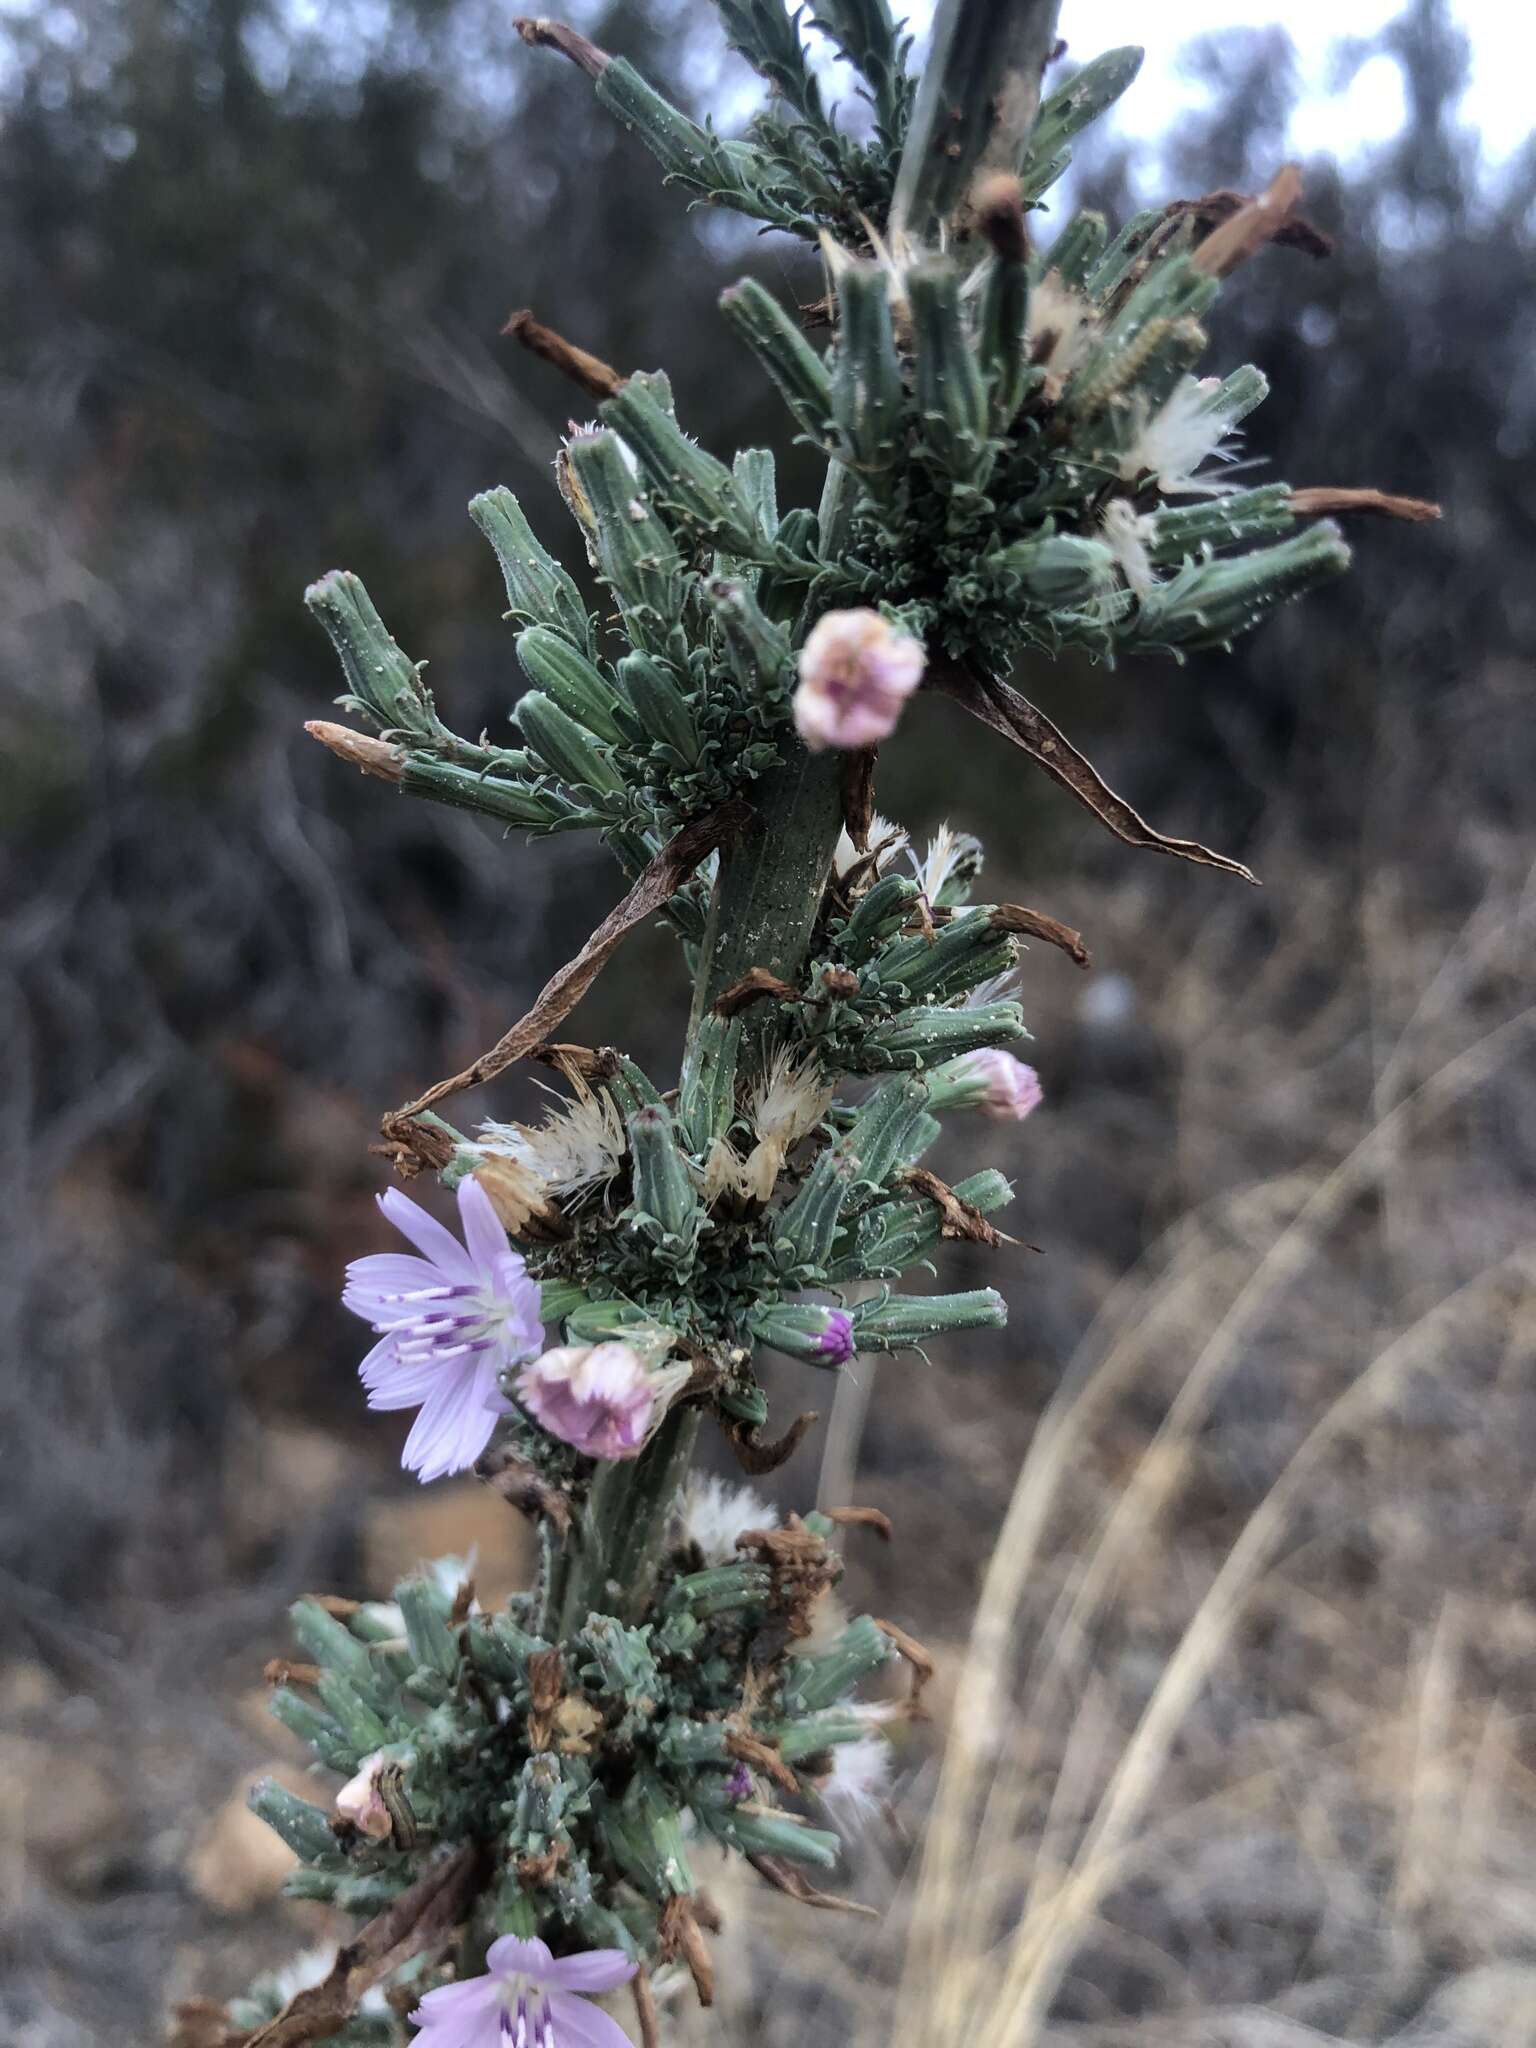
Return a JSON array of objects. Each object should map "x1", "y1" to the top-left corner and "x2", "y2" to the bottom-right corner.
[
  {"x1": 822, "y1": 1504, "x2": 894, "y2": 1541},
  {"x1": 724, "y1": 1409, "x2": 819, "y2": 1476},
  {"x1": 990, "y1": 902, "x2": 1090, "y2": 967},
  {"x1": 875, "y1": 1616, "x2": 936, "y2": 1703},
  {"x1": 526, "y1": 1647, "x2": 565, "y2": 1752},
  {"x1": 1164, "y1": 183, "x2": 1332, "y2": 262},
  {"x1": 659, "y1": 1895, "x2": 717, "y2": 2006},
  {"x1": 747, "y1": 1853, "x2": 879, "y2": 1916},
  {"x1": 713, "y1": 966, "x2": 799, "y2": 1019},
  {"x1": 726, "y1": 1727, "x2": 800, "y2": 1795},
  {"x1": 1289, "y1": 486, "x2": 1441, "y2": 523},
  {"x1": 931, "y1": 662, "x2": 1257, "y2": 884},
  {"x1": 899, "y1": 1166, "x2": 1006, "y2": 1248},
  {"x1": 476, "y1": 1443, "x2": 574, "y2": 1533},
  {"x1": 503, "y1": 308, "x2": 626, "y2": 400},
  {"x1": 513, "y1": 14, "x2": 609, "y2": 76},
  {"x1": 1190, "y1": 164, "x2": 1307, "y2": 278}
]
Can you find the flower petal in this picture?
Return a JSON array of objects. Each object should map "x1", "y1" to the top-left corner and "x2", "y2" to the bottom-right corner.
[
  {"x1": 401, "y1": 1364, "x2": 499, "y2": 1482},
  {"x1": 363, "y1": 1349, "x2": 450, "y2": 1411},
  {"x1": 410, "y1": 1972, "x2": 503, "y2": 2045},
  {"x1": 540, "y1": 1951, "x2": 636, "y2": 1994},
  {"x1": 547, "y1": 1988, "x2": 638, "y2": 2048},
  {"x1": 341, "y1": 1252, "x2": 448, "y2": 1319},
  {"x1": 378, "y1": 1187, "x2": 474, "y2": 1282},
  {"x1": 456, "y1": 1174, "x2": 512, "y2": 1277},
  {"x1": 486, "y1": 1934, "x2": 554, "y2": 1979}
]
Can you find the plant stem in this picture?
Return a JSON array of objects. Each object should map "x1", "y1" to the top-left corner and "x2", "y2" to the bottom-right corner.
[
  {"x1": 688, "y1": 737, "x2": 846, "y2": 1027},
  {"x1": 558, "y1": 740, "x2": 845, "y2": 1640}
]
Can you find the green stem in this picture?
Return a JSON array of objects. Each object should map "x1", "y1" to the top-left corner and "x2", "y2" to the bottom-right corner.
[
  {"x1": 559, "y1": 1406, "x2": 703, "y2": 1633},
  {"x1": 555, "y1": 737, "x2": 845, "y2": 1644},
  {"x1": 688, "y1": 737, "x2": 846, "y2": 1029}
]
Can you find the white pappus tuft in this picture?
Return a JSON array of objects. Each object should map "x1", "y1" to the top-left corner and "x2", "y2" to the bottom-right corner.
[
  {"x1": 909, "y1": 821, "x2": 984, "y2": 908},
  {"x1": 816, "y1": 1732, "x2": 894, "y2": 1827},
  {"x1": 1099, "y1": 497, "x2": 1157, "y2": 595},
  {"x1": 477, "y1": 1076, "x2": 627, "y2": 1208},
  {"x1": 265, "y1": 1945, "x2": 390, "y2": 2017},
  {"x1": 1122, "y1": 375, "x2": 1245, "y2": 498},
  {"x1": 833, "y1": 813, "x2": 909, "y2": 879},
  {"x1": 1027, "y1": 271, "x2": 1097, "y2": 399},
  {"x1": 749, "y1": 1046, "x2": 834, "y2": 1151},
  {"x1": 675, "y1": 1473, "x2": 777, "y2": 1566}
]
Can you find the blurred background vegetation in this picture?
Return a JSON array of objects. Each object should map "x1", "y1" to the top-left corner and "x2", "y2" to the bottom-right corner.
[{"x1": 3, "y1": 2, "x2": 1535, "y2": 2043}]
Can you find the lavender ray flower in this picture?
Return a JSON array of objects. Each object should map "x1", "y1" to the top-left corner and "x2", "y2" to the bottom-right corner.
[
  {"x1": 343, "y1": 1179, "x2": 544, "y2": 1483},
  {"x1": 411, "y1": 1937, "x2": 635, "y2": 2048}
]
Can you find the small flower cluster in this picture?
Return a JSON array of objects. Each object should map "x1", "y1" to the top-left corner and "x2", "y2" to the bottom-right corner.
[
  {"x1": 244, "y1": 1502, "x2": 908, "y2": 2022},
  {"x1": 346, "y1": 1181, "x2": 669, "y2": 1479}
]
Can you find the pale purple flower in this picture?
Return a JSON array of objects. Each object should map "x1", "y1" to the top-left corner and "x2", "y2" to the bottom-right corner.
[
  {"x1": 964, "y1": 1049, "x2": 1044, "y2": 1121},
  {"x1": 343, "y1": 1180, "x2": 543, "y2": 1484},
  {"x1": 517, "y1": 1342, "x2": 655, "y2": 1461},
  {"x1": 410, "y1": 1934, "x2": 634, "y2": 2048},
  {"x1": 793, "y1": 608, "x2": 925, "y2": 752}
]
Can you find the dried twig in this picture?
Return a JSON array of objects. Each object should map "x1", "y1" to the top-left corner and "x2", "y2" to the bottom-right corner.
[
  {"x1": 632, "y1": 1967, "x2": 662, "y2": 2048},
  {"x1": 240, "y1": 1844, "x2": 484, "y2": 2047},
  {"x1": 387, "y1": 796, "x2": 752, "y2": 1127},
  {"x1": 839, "y1": 745, "x2": 878, "y2": 852}
]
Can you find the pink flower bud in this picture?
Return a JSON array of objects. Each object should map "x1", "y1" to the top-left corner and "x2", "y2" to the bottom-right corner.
[
  {"x1": 965, "y1": 1049, "x2": 1043, "y2": 1121},
  {"x1": 793, "y1": 608, "x2": 925, "y2": 752},
  {"x1": 516, "y1": 1342, "x2": 655, "y2": 1460},
  {"x1": 334, "y1": 1751, "x2": 392, "y2": 1840}
]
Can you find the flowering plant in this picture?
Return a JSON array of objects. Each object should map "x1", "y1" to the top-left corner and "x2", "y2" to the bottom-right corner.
[{"x1": 193, "y1": 1, "x2": 1433, "y2": 2040}]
